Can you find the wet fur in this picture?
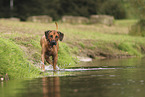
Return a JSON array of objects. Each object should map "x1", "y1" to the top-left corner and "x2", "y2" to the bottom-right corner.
[{"x1": 40, "y1": 23, "x2": 64, "y2": 71}]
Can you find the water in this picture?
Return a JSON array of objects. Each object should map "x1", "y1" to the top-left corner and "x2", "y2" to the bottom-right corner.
[{"x1": 1, "y1": 58, "x2": 145, "y2": 97}]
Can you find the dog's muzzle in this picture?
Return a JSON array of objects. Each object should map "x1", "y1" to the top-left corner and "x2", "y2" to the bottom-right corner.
[{"x1": 50, "y1": 40, "x2": 57, "y2": 46}]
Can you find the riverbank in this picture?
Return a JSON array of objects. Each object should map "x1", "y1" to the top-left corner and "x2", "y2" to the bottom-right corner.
[
  {"x1": 61, "y1": 19, "x2": 145, "y2": 59},
  {"x1": 0, "y1": 19, "x2": 145, "y2": 79}
]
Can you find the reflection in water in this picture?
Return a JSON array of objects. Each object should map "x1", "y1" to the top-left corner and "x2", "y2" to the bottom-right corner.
[
  {"x1": 42, "y1": 77, "x2": 60, "y2": 97},
  {"x1": 1, "y1": 81, "x2": 3, "y2": 88},
  {"x1": 1, "y1": 58, "x2": 145, "y2": 97}
]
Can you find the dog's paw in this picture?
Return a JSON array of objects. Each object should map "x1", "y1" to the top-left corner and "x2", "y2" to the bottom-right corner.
[{"x1": 56, "y1": 65, "x2": 60, "y2": 70}]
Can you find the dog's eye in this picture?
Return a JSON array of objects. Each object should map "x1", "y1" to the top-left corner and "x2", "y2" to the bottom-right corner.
[
  {"x1": 50, "y1": 35, "x2": 53, "y2": 38},
  {"x1": 55, "y1": 36, "x2": 58, "y2": 38}
]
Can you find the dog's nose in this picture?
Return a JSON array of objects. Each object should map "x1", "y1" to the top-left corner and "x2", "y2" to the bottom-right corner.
[{"x1": 51, "y1": 40, "x2": 56, "y2": 45}]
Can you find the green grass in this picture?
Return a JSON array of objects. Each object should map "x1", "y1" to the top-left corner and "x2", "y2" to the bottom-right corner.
[
  {"x1": 79, "y1": 42, "x2": 85, "y2": 48},
  {"x1": 71, "y1": 47, "x2": 79, "y2": 54},
  {"x1": 58, "y1": 42, "x2": 77, "y2": 68},
  {"x1": 0, "y1": 38, "x2": 40, "y2": 79},
  {"x1": 0, "y1": 19, "x2": 145, "y2": 79},
  {"x1": 93, "y1": 34, "x2": 145, "y2": 57},
  {"x1": 117, "y1": 42, "x2": 142, "y2": 56}
]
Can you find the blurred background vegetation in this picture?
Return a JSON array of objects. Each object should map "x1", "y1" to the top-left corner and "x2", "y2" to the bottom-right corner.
[{"x1": 0, "y1": 0, "x2": 143, "y2": 21}]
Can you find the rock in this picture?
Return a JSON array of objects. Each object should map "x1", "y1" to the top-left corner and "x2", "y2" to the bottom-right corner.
[
  {"x1": 9, "y1": 17, "x2": 20, "y2": 21},
  {"x1": 27, "y1": 15, "x2": 52, "y2": 23},
  {"x1": 0, "y1": 74, "x2": 3, "y2": 81},
  {"x1": 1, "y1": 17, "x2": 20, "y2": 21},
  {"x1": 77, "y1": 56, "x2": 92, "y2": 62},
  {"x1": 62, "y1": 16, "x2": 89, "y2": 24},
  {"x1": 90, "y1": 15, "x2": 114, "y2": 26},
  {"x1": 1, "y1": 77, "x2": 4, "y2": 81}
]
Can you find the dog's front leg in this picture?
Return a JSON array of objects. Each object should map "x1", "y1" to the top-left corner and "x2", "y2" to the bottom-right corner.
[
  {"x1": 53, "y1": 54, "x2": 58, "y2": 70},
  {"x1": 52, "y1": 45, "x2": 58, "y2": 71},
  {"x1": 41, "y1": 46, "x2": 46, "y2": 71}
]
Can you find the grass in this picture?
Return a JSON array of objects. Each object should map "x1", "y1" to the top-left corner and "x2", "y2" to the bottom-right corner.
[
  {"x1": 0, "y1": 19, "x2": 145, "y2": 79},
  {"x1": 117, "y1": 42, "x2": 142, "y2": 56},
  {"x1": 79, "y1": 42, "x2": 85, "y2": 48},
  {"x1": 115, "y1": 19, "x2": 138, "y2": 27},
  {"x1": 0, "y1": 38, "x2": 40, "y2": 79},
  {"x1": 57, "y1": 42, "x2": 77, "y2": 68}
]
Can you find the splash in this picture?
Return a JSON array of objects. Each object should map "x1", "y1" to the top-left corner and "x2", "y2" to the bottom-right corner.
[{"x1": 45, "y1": 65, "x2": 60, "y2": 71}]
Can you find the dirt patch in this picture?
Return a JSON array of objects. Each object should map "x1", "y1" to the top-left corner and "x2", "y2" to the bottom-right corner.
[{"x1": 67, "y1": 39, "x2": 135, "y2": 59}]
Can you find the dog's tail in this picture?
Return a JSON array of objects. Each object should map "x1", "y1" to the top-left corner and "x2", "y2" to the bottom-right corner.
[{"x1": 55, "y1": 22, "x2": 58, "y2": 31}]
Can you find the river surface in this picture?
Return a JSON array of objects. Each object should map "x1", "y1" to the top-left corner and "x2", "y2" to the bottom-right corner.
[{"x1": 1, "y1": 58, "x2": 145, "y2": 97}]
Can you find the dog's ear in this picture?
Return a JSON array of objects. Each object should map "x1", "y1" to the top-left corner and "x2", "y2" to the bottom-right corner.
[
  {"x1": 45, "y1": 30, "x2": 51, "y2": 40},
  {"x1": 57, "y1": 31, "x2": 64, "y2": 41}
]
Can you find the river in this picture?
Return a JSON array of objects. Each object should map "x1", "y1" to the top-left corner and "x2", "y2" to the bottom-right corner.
[{"x1": 0, "y1": 58, "x2": 145, "y2": 97}]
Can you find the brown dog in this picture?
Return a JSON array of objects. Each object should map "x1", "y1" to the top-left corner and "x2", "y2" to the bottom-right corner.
[{"x1": 40, "y1": 22, "x2": 64, "y2": 71}]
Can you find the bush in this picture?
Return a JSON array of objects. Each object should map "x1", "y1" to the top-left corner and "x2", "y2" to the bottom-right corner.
[
  {"x1": 129, "y1": 19, "x2": 145, "y2": 37},
  {"x1": 98, "y1": 0, "x2": 126, "y2": 19}
]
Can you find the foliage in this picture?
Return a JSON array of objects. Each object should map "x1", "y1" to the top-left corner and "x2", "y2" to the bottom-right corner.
[
  {"x1": 128, "y1": 0, "x2": 145, "y2": 37},
  {"x1": 58, "y1": 0, "x2": 98, "y2": 17},
  {"x1": 0, "y1": 0, "x2": 127, "y2": 20},
  {"x1": 130, "y1": 0, "x2": 145, "y2": 20},
  {"x1": 98, "y1": 0, "x2": 126, "y2": 19}
]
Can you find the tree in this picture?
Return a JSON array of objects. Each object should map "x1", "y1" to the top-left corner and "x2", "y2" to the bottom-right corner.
[
  {"x1": 98, "y1": 0, "x2": 126, "y2": 19},
  {"x1": 0, "y1": 0, "x2": 128, "y2": 20},
  {"x1": 0, "y1": 0, "x2": 11, "y2": 18}
]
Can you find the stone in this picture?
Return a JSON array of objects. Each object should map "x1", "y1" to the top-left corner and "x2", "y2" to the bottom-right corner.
[
  {"x1": 90, "y1": 15, "x2": 114, "y2": 26},
  {"x1": 27, "y1": 15, "x2": 52, "y2": 23},
  {"x1": 62, "y1": 16, "x2": 89, "y2": 24}
]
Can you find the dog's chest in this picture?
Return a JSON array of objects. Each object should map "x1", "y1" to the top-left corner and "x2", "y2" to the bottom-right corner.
[
  {"x1": 45, "y1": 48, "x2": 54, "y2": 56},
  {"x1": 45, "y1": 46, "x2": 58, "y2": 56}
]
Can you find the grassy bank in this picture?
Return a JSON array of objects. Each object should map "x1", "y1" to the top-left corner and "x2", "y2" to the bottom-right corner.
[
  {"x1": 0, "y1": 38, "x2": 40, "y2": 79},
  {"x1": 0, "y1": 19, "x2": 145, "y2": 79}
]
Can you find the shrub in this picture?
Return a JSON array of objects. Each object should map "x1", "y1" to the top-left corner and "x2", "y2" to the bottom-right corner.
[
  {"x1": 98, "y1": 0, "x2": 126, "y2": 19},
  {"x1": 129, "y1": 19, "x2": 145, "y2": 37}
]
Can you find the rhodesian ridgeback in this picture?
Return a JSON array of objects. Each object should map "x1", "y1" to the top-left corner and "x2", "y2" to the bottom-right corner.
[{"x1": 40, "y1": 22, "x2": 64, "y2": 71}]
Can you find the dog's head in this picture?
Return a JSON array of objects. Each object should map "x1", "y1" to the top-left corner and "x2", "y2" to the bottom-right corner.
[{"x1": 45, "y1": 30, "x2": 64, "y2": 46}]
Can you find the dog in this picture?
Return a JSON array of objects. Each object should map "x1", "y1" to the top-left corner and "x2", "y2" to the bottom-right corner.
[{"x1": 40, "y1": 22, "x2": 64, "y2": 71}]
